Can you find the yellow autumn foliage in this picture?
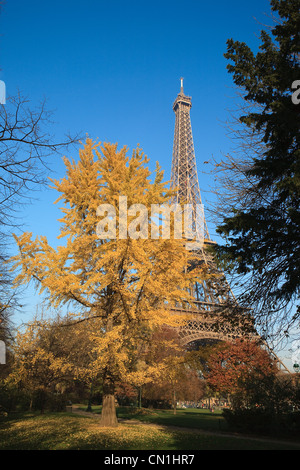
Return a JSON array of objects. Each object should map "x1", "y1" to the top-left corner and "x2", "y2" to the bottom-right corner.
[{"x1": 11, "y1": 138, "x2": 208, "y2": 395}]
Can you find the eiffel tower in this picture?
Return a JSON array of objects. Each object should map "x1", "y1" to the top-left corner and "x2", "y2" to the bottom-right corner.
[
  {"x1": 169, "y1": 79, "x2": 291, "y2": 374},
  {"x1": 170, "y1": 79, "x2": 257, "y2": 347}
]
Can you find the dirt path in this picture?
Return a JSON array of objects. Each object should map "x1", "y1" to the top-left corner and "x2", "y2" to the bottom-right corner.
[{"x1": 70, "y1": 405, "x2": 100, "y2": 417}]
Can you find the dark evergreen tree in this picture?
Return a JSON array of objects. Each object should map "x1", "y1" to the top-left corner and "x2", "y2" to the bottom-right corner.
[{"x1": 215, "y1": 0, "x2": 300, "y2": 337}]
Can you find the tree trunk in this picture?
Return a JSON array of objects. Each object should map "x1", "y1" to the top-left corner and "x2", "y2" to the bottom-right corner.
[
  {"x1": 173, "y1": 389, "x2": 177, "y2": 415},
  {"x1": 86, "y1": 382, "x2": 93, "y2": 412},
  {"x1": 100, "y1": 379, "x2": 118, "y2": 427}
]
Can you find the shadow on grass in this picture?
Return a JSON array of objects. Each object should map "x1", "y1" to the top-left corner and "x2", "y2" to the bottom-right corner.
[
  {"x1": 73, "y1": 404, "x2": 227, "y2": 431},
  {"x1": 1, "y1": 411, "x2": 300, "y2": 450},
  {"x1": 115, "y1": 407, "x2": 228, "y2": 432}
]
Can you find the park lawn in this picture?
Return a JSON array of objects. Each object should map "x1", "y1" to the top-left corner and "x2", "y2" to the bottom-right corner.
[
  {"x1": 0, "y1": 411, "x2": 300, "y2": 450},
  {"x1": 119, "y1": 407, "x2": 227, "y2": 431},
  {"x1": 77, "y1": 405, "x2": 228, "y2": 432}
]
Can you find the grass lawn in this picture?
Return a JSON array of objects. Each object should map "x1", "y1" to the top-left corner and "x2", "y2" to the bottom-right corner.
[
  {"x1": 123, "y1": 407, "x2": 227, "y2": 431},
  {"x1": 1, "y1": 408, "x2": 300, "y2": 450},
  {"x1": 84, "y1": 405, "x2": 229, "y2": 432}
]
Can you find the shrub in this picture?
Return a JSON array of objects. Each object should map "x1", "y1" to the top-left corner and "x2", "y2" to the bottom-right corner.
[
  {"x1": 223, "y1": 408, "x2": 300, "y2": 437},
  {"x1": 47, "y1": 394, "x2": 68, "y2": 412},
  {"x1": 31, "y1": 388, "x2": 68, "y2": 413},
  {"x1": 0, "y1": 383, "x2": 31, "y2": 413},
  {"x1": 223, "y1": 408, "x2": 273, "y2": 434}
]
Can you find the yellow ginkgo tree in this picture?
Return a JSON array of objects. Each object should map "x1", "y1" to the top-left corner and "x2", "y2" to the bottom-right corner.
[{"x1": 11, "y1": 138, "x2": 207, "y2": 426}]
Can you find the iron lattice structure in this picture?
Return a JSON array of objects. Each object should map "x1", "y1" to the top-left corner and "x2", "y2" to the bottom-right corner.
[
  {"x1": 170, "y1": 79, "x2": 256, "y2": 345},
  {"x1": 169, "y1": 79, "x2": 289, "y2": 373}
]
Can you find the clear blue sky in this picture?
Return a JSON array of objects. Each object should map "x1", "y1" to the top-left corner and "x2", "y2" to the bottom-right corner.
[
  {"x1": 1, "y1": 0, "x2": 273, "y2": 241},
  {"x1": 3, "y1": 0, "x2": 294, "y2": 369}
]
